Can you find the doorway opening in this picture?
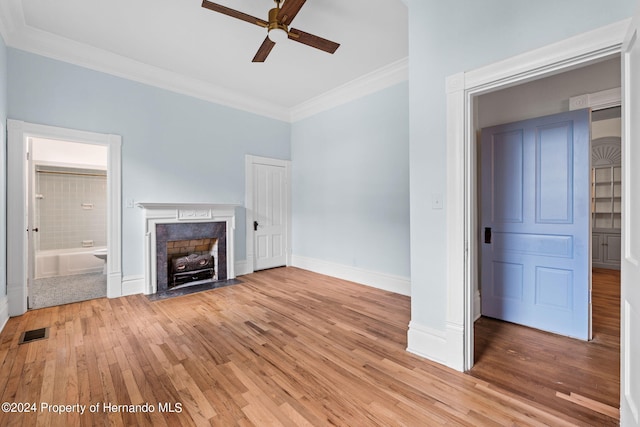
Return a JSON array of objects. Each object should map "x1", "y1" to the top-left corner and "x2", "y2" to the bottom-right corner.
[
  {"x1": 468, "y1": 56, "x2": 621, "y2": 422},
  {"x1": 7, "y1": 120, "x2": 122, "y2": 316},
  {"x1": 28, "y1": 138, "x2": 109, "y2": 309},
  {"x1": 442, "y1": 18, "x2": 638, "y2": 424},
  {"x1": 591, "y1": 107, "x2": 622, "y2": 271},
  {"x1": 473, "y1": 56, "x2": 621, "y2": 325}
]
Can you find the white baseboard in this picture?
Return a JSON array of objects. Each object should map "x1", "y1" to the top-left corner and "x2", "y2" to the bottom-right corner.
[
  {"x1": 0, "y1": 295, "x2": 9, "y2": 333},
  {"x1": 291, "y1": 255, "x2": 410, "y2": 296},
  {"x1": 121, "y1": 275, "x2": 145, "y2": 296},
  {"x1": 107, "y1": 272, "x2": 123, "y2": 298},
  {"x1": 407, "y1": 320, "x2": 465, "y2": 371},
  {"x1": 7, "y1": 284, "x2": 27, "y2": 316},
  {"x1": 406, "y1": 321, "x2": 448, "y2": 365},
  {"x1": 445, "y1": 321, "x2": 465, "y2": 371},
  {"x1": 234, "y1": 260, "x2": 251, "y2": 277}
]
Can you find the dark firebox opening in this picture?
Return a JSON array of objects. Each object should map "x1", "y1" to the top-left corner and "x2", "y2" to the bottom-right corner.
[
  {"x1": 170, "y1": 252, "x2": 215, "y2": 288},
  {"x1": 166, "y1": 238, "x2": 217, "y2": 289},
  {"x1": 155, "y1": 222, "x2": 228, "y2": 294}
]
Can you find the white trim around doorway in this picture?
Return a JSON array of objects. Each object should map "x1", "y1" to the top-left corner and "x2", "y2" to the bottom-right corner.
[
  {"x1": 244, "y1": 155, "x2": 292, "y2": 275},
  {"x1": 438, "y1": 19, "x2": 631, "y2": 372},
  {"x1": 0, "y1": 121, "x2": 8, "y2": 330},
  {"x1": 6, "y1": 120, "x2": 122, "y2": 316}
]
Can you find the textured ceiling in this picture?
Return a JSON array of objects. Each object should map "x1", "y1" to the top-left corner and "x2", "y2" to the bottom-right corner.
[{"x1": 0, "y1": 0, "x2": 408, "y2": 120}]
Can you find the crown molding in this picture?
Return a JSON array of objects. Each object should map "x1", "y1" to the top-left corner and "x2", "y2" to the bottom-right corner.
[
  {"x1": 0, "y1": 0, "x2": 22, "y2": 44},
  {"x1": 8, "y1": 27, "x2": 292, "y2": 121},
  {"x1": 289, "y1": 57, "x2": 409, "y2": 122},
  {"x1": 0, "y1": 0, "x2": 292, "y2": 121},
  {"x1": 0, "y1": 1, "x2": 408, "y2": 123}
]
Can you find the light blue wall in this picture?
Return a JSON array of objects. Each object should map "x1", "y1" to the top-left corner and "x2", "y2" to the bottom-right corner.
[
  {"x1": 291, "y1": 82, "x2": 410, "y2": 278},
  {"x1": 0, "y1": 35, "x2": 7, "y2": 297},
  {"x1": 408, "y1": 0, "x2": 636, "y2": 330},
  {"x1": 7, "y1": 49, "x2": 291, "y2": 278},
  {"x1": 0, "y1": 37, "x2": 6, "y2": 121}
]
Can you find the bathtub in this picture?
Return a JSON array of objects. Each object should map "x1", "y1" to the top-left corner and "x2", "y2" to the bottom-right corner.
[{"x1": 35, "y1": 247, "x2": 106, "y2": 279}]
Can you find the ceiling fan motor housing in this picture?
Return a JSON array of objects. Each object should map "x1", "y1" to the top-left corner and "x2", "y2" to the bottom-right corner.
[
  {"x1": 201, "y1": 0, "x2": 340, "y2": 62},
  {"x1": 268, "y1": 7, "x2": 288, "y2": 34}
]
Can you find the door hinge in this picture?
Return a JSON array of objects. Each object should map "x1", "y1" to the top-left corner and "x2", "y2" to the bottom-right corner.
[{"x1": 26, "y1": 152, "x2": 30, "y2": 161}]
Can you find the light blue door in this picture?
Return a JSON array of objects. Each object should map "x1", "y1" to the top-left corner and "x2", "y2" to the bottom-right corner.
[{"x1": 480, "y1": 109, "x2": 590, "y2": 340}]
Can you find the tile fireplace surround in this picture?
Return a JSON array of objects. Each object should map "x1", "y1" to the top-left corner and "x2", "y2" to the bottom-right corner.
[{"x1": 136, "y1": 203, "x2": 238, "y2": 294}]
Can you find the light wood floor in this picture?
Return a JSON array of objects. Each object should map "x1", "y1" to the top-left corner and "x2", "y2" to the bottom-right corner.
[
  {"x1": 0, "y1": 267, "x2": 620, "y2": 426},
  {"x1": 471, "y1": 268, "x2": 621, "y2": 426}
]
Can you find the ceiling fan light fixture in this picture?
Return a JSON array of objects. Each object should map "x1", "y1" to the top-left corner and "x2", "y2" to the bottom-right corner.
[
  {"x1": 201, "y1": 0, "x2": 340, "y2": 62},
  {"x1": 268, "y1": 26, "x2": 288, "y2": 43}
]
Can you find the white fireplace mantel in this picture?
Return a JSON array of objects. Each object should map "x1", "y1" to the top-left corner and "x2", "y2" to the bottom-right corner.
[
  {"x1": 136, "y1": 202, "x2": 238, "y2": 219},
  {"x1": 136, "y1": 202, "x2": 239, "y2": 294}
]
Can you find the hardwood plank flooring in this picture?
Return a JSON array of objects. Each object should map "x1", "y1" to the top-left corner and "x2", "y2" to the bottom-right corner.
[
  {"x1": 0, "y1": 267, "x2": 620, "y2": 426},
  {"x1": 470, "y1": 268, "x2": 620, "y2": 426}
]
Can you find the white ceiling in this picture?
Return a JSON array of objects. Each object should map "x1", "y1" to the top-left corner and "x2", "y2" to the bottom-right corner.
[{"x1": 0, "y1": 0, "x2": 408, "y2": 121}]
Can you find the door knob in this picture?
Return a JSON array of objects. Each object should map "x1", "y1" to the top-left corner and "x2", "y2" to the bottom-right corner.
[{"x1": 254, "y1": 221, "x2": 259, "y2": 231}]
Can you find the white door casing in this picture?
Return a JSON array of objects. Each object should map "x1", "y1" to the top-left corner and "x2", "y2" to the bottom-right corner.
[
  {"x1": 26, "y1": 138, "x2": 34, "y2": 308},
  {"x1": 435, "y1": 19, "x2": 630, "y2": 374},
  {"x1": 7, "y1": 121, "x2": 123, "y2": 316},
  {"x1": 621, "y1": 7, "x2": 640, "y2": 425},
  {"x1": 0, "y1": 122, "x2": 6, "y2": 325},
  {"x1": 245, "y1": 155, "x2": 291, "y2": 273},
  {"x1": 436, "y1": 16, "x2": 637, "y2": 424}
]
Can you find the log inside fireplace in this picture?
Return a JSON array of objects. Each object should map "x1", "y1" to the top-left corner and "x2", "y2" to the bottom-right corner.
[
  {"x1": 170, "y1": 253, "x2": 215, "y2": 288},
  {"x1": 166, "y1": 237, "x2": 218, "y2": 289},
  {"x1": 155, "y1": 222, "x2": 227, "y2": 293}
]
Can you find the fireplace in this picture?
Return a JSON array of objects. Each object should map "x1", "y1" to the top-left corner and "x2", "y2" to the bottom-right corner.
[
  {"x1": 137, "y1": 203, "x2": 237, "y2": 294},
  {"x1": 155, "y1": 221, "x2": 227, "y2": 292}
]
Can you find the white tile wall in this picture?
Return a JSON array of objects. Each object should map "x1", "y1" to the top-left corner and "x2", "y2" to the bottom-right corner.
[{"x1": 35, "y1": 166, "x2": 107, "y2": 251}]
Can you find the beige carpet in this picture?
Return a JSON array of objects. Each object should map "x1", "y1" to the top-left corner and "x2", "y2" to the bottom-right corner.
[{"x1": 30, "y1": 272, "x2": 107, "y2": 309}]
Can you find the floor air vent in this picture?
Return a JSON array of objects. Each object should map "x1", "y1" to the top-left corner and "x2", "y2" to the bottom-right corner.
[{"x1": 18, "y1": 327, "x2": 49, "y2": 344}]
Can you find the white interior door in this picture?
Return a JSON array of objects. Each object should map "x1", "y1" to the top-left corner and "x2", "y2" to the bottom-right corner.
[
  {"x1": 621, "y1": 9, "x2": 640, "y2": 426},
  {"x1": 253, "y1": 161, "x2": 288, "y2": 271}
]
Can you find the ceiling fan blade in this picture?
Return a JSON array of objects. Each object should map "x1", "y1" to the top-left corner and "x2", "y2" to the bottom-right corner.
[
  {"x1": 278, "y1": 0, "x2": 307, "y2": 26},
  {"x1": 201, "y1": 0, "x2": 268, "y2": 27},
  {"x1": 289, "y1": 28, "x2": 340, "y2": 54},
  {"x1": 252, "y1": 37, "x2": 276, "y2": 62}
]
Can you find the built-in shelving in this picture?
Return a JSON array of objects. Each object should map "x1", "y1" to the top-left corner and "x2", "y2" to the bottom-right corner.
[
  {"x1": 590, "y1": 132, "x2": 622, "y2": 270},
  {"x1": 591, "y1": 165, "x2": 621, "y2": 230}
]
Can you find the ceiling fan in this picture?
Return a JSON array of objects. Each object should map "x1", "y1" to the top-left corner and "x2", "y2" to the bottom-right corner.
[{"x1": 201, "y1": 0, "x2": 340, "y2": 62}]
